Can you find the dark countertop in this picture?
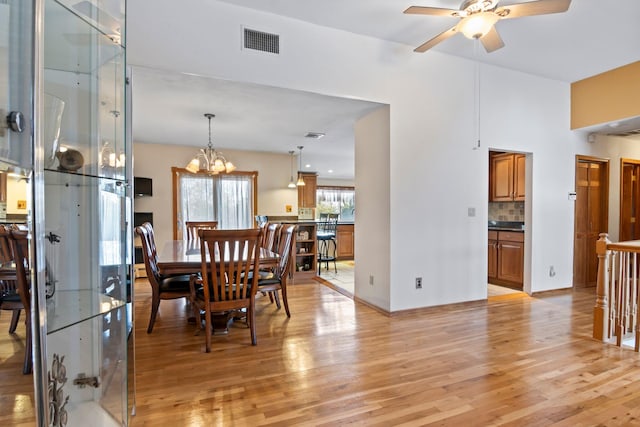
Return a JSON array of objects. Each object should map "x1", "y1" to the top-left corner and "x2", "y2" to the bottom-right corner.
[
  {"x1": 488, "y1": 221, "x2": 524, "y2": 232},
  {"x1": 272, "y1": 219, "x2": 354, "y2": 225},
  {"x1": 274, "y1": 219, "x2": 354, "y2": 225}
]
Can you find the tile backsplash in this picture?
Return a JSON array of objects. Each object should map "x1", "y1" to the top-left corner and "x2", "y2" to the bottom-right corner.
[{"x1": 488, "y1": 201, "x2": 524, "y2": 222}]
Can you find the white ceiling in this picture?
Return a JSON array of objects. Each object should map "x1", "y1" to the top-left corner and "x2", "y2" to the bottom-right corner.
[
  {"x1": 129, "y1": 0, "x2": 640, "y2": 179},
  {"x1": 131, "y1": 67, "x2": 382, "y2": 180}
]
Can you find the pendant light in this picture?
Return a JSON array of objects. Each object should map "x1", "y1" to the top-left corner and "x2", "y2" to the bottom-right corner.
[
  {"x1": 185, "y1": 113, "x2": 236, "y2": 174},
  {"x1": 296, "y1": 145, "x2": 306, "y2": 186},
  {"x1": 287, "y1": 150, "x2": 296, "y2": 188}
]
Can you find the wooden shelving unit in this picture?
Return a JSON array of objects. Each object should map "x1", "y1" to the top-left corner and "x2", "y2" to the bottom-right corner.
[{"x1": 294, "y1": 223, "x2": 317, "y2": 278}]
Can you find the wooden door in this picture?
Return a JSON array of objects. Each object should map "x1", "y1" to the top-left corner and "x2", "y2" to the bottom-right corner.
[
  {"x1": 620, "y1": 159, "x2": 640, "y2": 242},
  {"x1": 574, "y1": 157, "x2": 608, "y2": 287},
  {"x1": 490, "y1": 153, "x2": 514, "y2": 201},
  {"x1": 514, "y1": 154, "x2": 526, "y2": 201}
]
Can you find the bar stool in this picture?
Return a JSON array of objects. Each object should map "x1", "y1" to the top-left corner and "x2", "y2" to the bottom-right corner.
[{"x1": 317, "y1": 213, "x2": 338, "y2": 275}]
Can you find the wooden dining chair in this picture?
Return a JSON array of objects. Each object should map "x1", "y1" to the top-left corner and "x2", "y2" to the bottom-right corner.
[
  {"x1": 0, "y1": 225, "x2": 22, "y2": 334},
  {"x1": 190, "y1": 228, "x2": 261, "y2": 351},
  {"x1": 142, "y1": 222, "x2": 157, "y2": 258},
  {"x1": 135, "y1": 225, "x2": 193, "y2": 333},
  {"x1": 6, "y1": 228, "x2": 32, "y2": 374},
  {"x1": 185, "y1": 221, "x2": 218, "y2": 241},
  {"x1": 258, "y1": 224, "x2": 296, "y2": 317},
  {"x1": 262, "y1": 222, "x2": 282, "y2": 252}
]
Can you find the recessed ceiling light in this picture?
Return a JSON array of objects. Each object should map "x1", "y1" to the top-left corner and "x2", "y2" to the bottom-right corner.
[
  {"x1": 328, "y1": 169, "x2": 333, "y2": 173},
  {"x1": 305, "y1": 163, "x2": 311, "y2": 168},
  {"x1": 305, "y1": 132, "x2": 325, "y2": 139}
]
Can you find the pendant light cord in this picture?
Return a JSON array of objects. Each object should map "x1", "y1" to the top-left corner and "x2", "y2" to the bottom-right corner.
[{"x1": 474, "y1": 39, "x2": 481, "y2": 150}]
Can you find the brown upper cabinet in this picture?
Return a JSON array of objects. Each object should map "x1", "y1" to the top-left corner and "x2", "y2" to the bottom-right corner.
[
  {"x1": 489, "y1": 152, "x2": 525, "y2": 202},
  {"x1": 297, "y1": 172, "x2": 317, "y2": 208}
]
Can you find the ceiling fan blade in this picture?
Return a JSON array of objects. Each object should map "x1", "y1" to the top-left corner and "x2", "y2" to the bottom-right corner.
[
  {"x1": 498, "y1": 0, "x2": 571, "y2": 19},
  {"x1": 404, "y1": 6, "x2": 460, "y2": 17},
  {"x1": 414, "y1": 26, "x2": 458, "y2": 53},
  {"x1": 480, "y1": 26, "x2": 505, "y2": 53}
]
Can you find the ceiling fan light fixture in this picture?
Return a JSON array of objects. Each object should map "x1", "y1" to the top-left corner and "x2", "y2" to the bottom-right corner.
[
  {"x1": 457, "y1": 12, "x2": 499, "y2": 39},
  {"x1": 460, "y1": 0, "x2": 499, "y2": 15}
]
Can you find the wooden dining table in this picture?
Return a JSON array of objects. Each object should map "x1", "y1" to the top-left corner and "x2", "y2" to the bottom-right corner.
[
  {"x1": 157, "y1": 239, "x2": 279, "y2": 334},
  {"x1": 157, "y1": 239, "x2": 279, "y2": 276}
]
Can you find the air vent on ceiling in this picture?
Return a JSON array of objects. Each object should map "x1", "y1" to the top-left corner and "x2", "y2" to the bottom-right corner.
[
  {"x1": 305, "y1": 132, "x2": 325, "y2": 139},
  {"x1": 244, "y1": 28, "x2": 279, "y2": 54}
]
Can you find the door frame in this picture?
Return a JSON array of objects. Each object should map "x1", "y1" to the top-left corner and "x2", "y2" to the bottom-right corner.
[
  {"x1": 619, "y1": 158, "x2": 640, "y2": 241},
  {"x1": 487, "y1": 149, "x2": 532, "y2": 295},
  {"x1": 573, "y1": 155, "x2": 609, "y2": 287}
]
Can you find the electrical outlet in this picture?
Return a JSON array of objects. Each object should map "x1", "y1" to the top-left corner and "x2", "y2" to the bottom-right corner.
[
  {"x1": 415, "y1": 277, "x2": 422, "y2": 289},
  {"x1": 369, "y1": 275, "x2": 374, "y2": 286}
]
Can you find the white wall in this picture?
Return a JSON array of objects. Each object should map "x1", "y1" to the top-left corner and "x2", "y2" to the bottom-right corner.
[
  {"x1": 133, "y1": 143, "x2": 297, "y2": 248},
  {"x1": 129, "y1": 0, "x2": 616, "y2": 311},
  {"x1": 6, "y1": 175, "x2": 28, "y2": 215},
  {"x1": 355, "y1": 106, "x2": 390, "y2": 310}
]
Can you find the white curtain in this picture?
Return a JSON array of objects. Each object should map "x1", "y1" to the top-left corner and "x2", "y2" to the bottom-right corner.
[
  {"x1": 178, "y1": 173, "x2": 253, "y2": 236},
  {"x1": 99, "y1": 189, "x2": 122, "y2": 266}
]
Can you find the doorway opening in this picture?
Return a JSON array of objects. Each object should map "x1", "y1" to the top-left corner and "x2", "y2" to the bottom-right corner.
[{"x1": 488, "y1": 150, "x2": 528, "y2": 297}]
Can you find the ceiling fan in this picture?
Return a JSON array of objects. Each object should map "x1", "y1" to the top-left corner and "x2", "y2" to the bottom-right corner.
[{"x1": 404, "y1": 0, "x2": 571, "y2": 53}]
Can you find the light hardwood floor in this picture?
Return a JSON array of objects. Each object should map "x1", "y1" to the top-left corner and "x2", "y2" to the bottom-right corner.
[{"x1": 4, "y1": 280, "x2": 640, "y2": 425}]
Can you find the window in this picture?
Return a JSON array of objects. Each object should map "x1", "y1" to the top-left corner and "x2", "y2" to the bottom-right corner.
[
  {"x1": 316, "y1": 186, "x2": 355, "y2": 221},
  {"x1": 172, "y1": 168, "x2": 258, "y2": 238}
]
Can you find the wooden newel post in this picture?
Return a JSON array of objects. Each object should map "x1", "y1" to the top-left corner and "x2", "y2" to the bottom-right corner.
[{"x1": 593, "y1": 233, "x2": 611, "y2": 341}]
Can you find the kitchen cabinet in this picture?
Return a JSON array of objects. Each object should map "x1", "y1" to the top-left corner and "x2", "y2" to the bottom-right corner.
[
  {"x1": 489, "y1": 152, "x2": 525, "y2": 202},
  {"x1": 336, "y1": 224, "x2": 354, "y2": 260},
  {"x1": 488, "y1": 230, "x2": 498, "y2": 279},
  {"x1": 297, "y1": 172, "x2": 317, "y2": 208},
  {"x1": 488, "y1": 230, "x2": 524, "y2": 288}
]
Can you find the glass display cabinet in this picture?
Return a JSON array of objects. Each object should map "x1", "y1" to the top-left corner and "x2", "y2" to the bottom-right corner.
[
  {"x1": 35, "y1": 0, "x2": 131, "y2": 425},
  {"x1": 1, "y1": 0, "x2": 131, "y2": 424}
]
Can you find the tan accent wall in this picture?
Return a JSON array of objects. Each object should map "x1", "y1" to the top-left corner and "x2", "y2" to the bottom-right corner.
[{"x1": 571, "y1": 61, "x2": 640, "y2": 130}]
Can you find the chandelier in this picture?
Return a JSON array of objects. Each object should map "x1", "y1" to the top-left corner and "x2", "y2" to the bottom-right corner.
[{"x1": 185, "y1": 113, "x2": 236, "y2": 174}]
